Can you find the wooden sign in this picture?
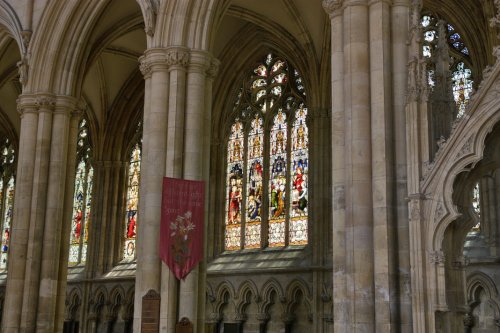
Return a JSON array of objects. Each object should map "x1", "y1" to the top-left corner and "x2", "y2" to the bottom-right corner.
[
  {"x1": 175, "y1": 317, "x2": 193, "y2": 333},
  {"x1": 141, "y1": 289, "x2": 160, "y2": 333}
]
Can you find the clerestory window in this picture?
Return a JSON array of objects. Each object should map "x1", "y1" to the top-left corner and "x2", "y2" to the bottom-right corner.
[{"x1": 224, "y1": 53, "x2": 309, "y2": 251}]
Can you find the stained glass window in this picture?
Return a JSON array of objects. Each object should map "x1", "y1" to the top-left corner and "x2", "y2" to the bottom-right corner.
[
  {"x1": 68, "y1": 119, "x2": 93, "y2": 266},
  {"x1": 0, "y1": 137, "x2": 15, "y2": 270},
  {"x1": 471, "y1": 182, "x2": 480, "y2": 231},
  {"x1": 421, "y1": 14, "x2": 474, "y2": 118},
  {"x1": 224, "y1": 53, "x2": 308, "y2": 251},
  {"x1": 123, "y1": 141, "x2": 141, "y2": 260}
]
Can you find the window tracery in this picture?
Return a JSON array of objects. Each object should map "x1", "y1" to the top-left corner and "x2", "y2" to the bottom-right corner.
[
  {"x1": 0, "y1": 137, "x2": 15, "y2": 270},
  {"x1": 224, "y1": 53, "x2": 309, "y2": 251},
  {"x1": 68, "y1": 119, "x2": 93, "y2": 266},
  {"x1": 421, "y1": 14, "x2": 473, "y2": 117}
]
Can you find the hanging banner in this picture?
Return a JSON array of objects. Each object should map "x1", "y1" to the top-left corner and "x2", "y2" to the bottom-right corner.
[{"x1": 160, "y1": 177, "x2": 204, "y2": 280}]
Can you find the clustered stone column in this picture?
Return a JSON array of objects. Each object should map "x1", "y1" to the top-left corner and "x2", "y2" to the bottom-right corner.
[
  {"x1": 134, "y1": 47, "x2": 218, "y2": 332},
  {"x1": 324, "y1": 0, "x2": 411, "y2": 331},
  {"x1": 2, "y1": 94, "x2": 81, "y2": 333}
]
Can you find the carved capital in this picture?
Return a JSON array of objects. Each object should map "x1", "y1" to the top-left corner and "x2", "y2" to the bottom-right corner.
[
  {"x1": 207, "y1": 312, "x2": 221, "y2": 323},
  {"x1": 35, "y1": 95, "x2": 56, "y2": 111},
  {"x1": 256, "y1": 313, "x2": 270, "y2": 323},
  {"x1": 139, "y1": 56, "x2": 152, "y2": 78},
  {"x1": 322, "y1": 0, "x2": 343, "y2": 17},
  {"x1": 429, "y1": 250, "x2": 445, "y2": 265},
  {"x1": 165, "y1": 48, "x2": 190, "y2": 68},
  {"x1": 281, "y1": 313, "x2": 295, "y2": 324}
]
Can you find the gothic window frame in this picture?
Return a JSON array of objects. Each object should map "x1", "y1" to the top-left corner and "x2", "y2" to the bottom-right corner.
[
  {"x1": 68, "y1": 118, "x2": 94, "y2": 267},
  {"x1": 122, "y1": 121, "x2": 142, "y2": 261},
  {"x1": 221, "y1": 52, "x2": 309, "y2": 252},
  {"x1": 0, "y1": 136, "x2": 16, "y2": 270},
  {"x1": 421, "y1": 12, "x2": 474, "y2": 118}
]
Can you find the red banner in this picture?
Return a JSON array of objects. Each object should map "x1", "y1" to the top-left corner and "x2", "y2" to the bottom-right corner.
[{"x1": 160, "y1": 177, "x2": 204, "y2": 280}]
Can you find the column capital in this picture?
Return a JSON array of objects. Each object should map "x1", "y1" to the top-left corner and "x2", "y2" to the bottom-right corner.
[
  {"x1": 165, "y1": 46, "x2": 190, "y2": 69},
  {"x1": 35, "y1": 94, "x2": 56, "y2": 112},
  {"x1": 343, "y1": 0, "x2": 369, "y2": 7},
  {"x1": 322, "y1": 0, "x2": 343, "y2": 17},
  {"x1": 140, "y1": 48, "x2": 169, "y2": 76},
  {"x1": 368, "y1": 0, "x2": 392, "y2": 5},
  {"x1": 16, "y1": 94, "x2": 38, "y2": 116},
  {"x1": 189, "y1": 49, "x2": 212, "y2": 72}
]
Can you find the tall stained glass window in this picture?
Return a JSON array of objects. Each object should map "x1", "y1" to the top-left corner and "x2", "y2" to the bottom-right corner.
[
  {"x1": 69, "y1": 119, "x2": 93, "y2": 266},
  {"x1": 471, "y1": 182, "x2": 481, "y2": 231},
  {"x1": 123, "y1": 141, "x2": 141, "y2": 260},
  {"x1": 224, "y1": 53, "x2": 309, "y2": 251},
  {"x1": 0, "y1": 137, "x2": 15, "y2": 270},
  {"x1": 421, "y1": 14, "x2": 474, "y2": 117}
]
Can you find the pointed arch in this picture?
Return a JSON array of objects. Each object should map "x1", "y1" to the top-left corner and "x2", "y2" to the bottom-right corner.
[{"x1": 0, "y1": 1, "x2": 25, "y2": 55}]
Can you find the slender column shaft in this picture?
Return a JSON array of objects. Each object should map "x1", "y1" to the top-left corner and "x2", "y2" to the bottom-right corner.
[
  {"x1": 179, "y1": 50, "x2": 210, "y2": 332},
  {"x1": 54, "y1": 108, "x2": 81, "y2": 333},
  {"x1": 343, "y1": 1, "x2": 375, "y2": 331},
  {"x1": 133, "y1": 49, "x2": 169, "y2": 332},
  {"x1": 323, "y1": 2, "x2": 348, "y2": 330},
  {"x1": 22, "y1": 97, "x2": 55, "y2": 332},
  {"x1": 161, "y1": 46, "x2": 189, "y2": 333},
  {"x1": 2, "y1": 97, "x2": 38, "y2": 333},
  {"x1": 392, "y1": 0, "x2": 412, "y2": 331},
  {"x1": 37, "y1": 97, "x2": 76, "y2": 332},
  {"x1": 369, "y1": 1, "x2": 396, "y2": 332}
]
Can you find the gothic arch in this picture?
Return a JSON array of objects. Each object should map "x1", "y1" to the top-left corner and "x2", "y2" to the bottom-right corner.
[
  {"x1": 466, "y1": 272, "x2": 499, "y2": 305},
  {"x1": 0, "y1": 1, "x2": 25, "y2": 55},
  {"x1": 235, "y1": 280, "x2": 259, "y2": 316},
  {"x1": 284, "y1": 279, "x2": 313, "y2": 320},
  {"x1": 213, "y1": 280, "x2": 236, "y2": 316},
  {"x1": 65, "y1": 288, "x2": 82, "y2": 321},
  {"x1": 259, "y1": 278, "x2": 285, "y2": 316}
]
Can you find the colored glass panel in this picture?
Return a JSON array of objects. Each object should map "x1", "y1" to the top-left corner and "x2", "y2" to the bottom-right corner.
[
  {"x1": 472, "y1": 182, "x2": 480, "y2": 231},
  {"x1": 0, "y1": 177, "x2": 14, "y2": 269},
  {"x1": 225, "y1": 121, "x2": 244, "y2": 250},
  {"x1": 452, "y1": 62, "x2": 473, "y2": 117},
  {"x1": 290, "y1": 107, "x2": 309, "y2": 245},
  {"x1": 245, "y1": 116, "x2": 263, "y2": 249},
  {"x1": 123, "y1": 143, "x2": 141, "y2": 260},
  {"x1": 68, "y1": 119, "x2": 93, "y2": 266},
  {"x1": 269, "y1": 110, "x2": 287, "y2": 247}
]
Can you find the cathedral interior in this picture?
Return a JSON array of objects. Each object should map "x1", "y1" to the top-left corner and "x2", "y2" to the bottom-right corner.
[{"x1": 0, "y1": 0, "x2": 500, "y2": 332}]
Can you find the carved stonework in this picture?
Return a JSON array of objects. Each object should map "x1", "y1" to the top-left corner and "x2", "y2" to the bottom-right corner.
[
  {"x1": 463, "y1": 312, "x2": 474, "y2": 328},
  {"x1": 410, "y1": 201, "x2": 420, "y2": 222},
  {"x1": 281, "y1": 313, "x2": 295, "y2": 324},
  {"x1": 256, "y1": 313, "x2": 270, "y2": 323},
  {"x1": 231, "y1": 313, "x2": 246, "y2": 322},
  {"x1": 455, "y1": 135, "x2": 473, "y2": 159},
  {"x1": 21, "y1": 30, "x2": 32, "y2": 51},
  {"x1": 17, "y1": 57, "x2": 28, "y2": 86},
  {"x1": 490, "y1": 0, "x2": 500, "y2": 38},
  {"x1": 206, "y1": 59, "x2": 220, "y2": 79},
  {"x1": 434, "y1": 202, "x2": 445, "y2": 223},
  {"x1": 322, "y1": 0, "x2": 342, "y2": 17},
  {"x1": 429, "y1": 251, "x2": 445, "y2": 265},
  {"x1": 166, "y1": 49, "x2": 190, "y2": 68},
  {"x1": 35, "y1": 96, "x2": 56, "y2": 110},
  {"x1": 207, "y1": 312, "x2": 221, "y2": 323},
  {"x1": 139, "y1": 58, "x2": 152, "y2": 78}
]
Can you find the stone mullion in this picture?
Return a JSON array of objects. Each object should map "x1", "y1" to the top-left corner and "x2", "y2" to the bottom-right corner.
[
  {"x1": 105, "y1": 161, "x2": 124, "y2": 270},
  {"x1": 2, "y1": 96, "x2": 38, "y2": 333},
  {"x1": 86, "y1": 161, "x2": 104, "y2": 277},
  {"x1": 133, "y1": 48, "x2": 169, "y2": 332},
  {"x1": 322, "y1": 1, "x2": 347, "y2": 330},
  {"x1": 21, "y1": 95, "x2": 55, "y2": 333},
  {"x1": 241, "y1": 124, "x2": 249, "y2": 249},
  {"x1": 37, "y1": 96, "x2": 77, "y2": 332},
  {"x1": 391, "y1": 1, "x2": 411, "y2": 331},
  {"x1": 179, "y1": 49, "x2": 210, "y2": 332},
  {"x1": 54, "y1": 107, "x2": 81, "y2": 333},
  {"x1": 369, "y1": 0, "x2": 397, "y2": 331},
  {"x1": 343, "y1": 0, "x2": 375, "y2": 330},
  {"x1": 96, "y1": 161, "x2": 112, "y2": 272}
]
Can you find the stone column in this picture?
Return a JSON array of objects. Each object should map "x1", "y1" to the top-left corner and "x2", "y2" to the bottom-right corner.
[
  {"x1": 21, "y1": 95, "x2": 55, "y2": 332},
  {"x1": 37, "y1": 95, "x2": 78, "y2": 332},
  {"x1": 343, "y1": 0, "x2": 375, "y2": 331},
  {"x1": 179, "y1": 49, "x2": 211, "y2": 332},
  {"x1": 55, "y1": 105, "x2": 82, "y2": 332},
  {"x1": 2, "y1": 95, "x2": 39, "y2": 333},
  {"x1": 392, "y1": 0, "x2": 412, "y2": 331},
  {"x1": 369, "y1": 0, "x2": 397, "y2": 331},
  {"x1": 161, "y1": 46, "x2": 189, "y2": 333},
  {"x1": 133, "y1": 48, "x2": 169, "y2": 332},
  {"x1": 322, "y1": 1, "x2": 347, "y2": 330}
]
